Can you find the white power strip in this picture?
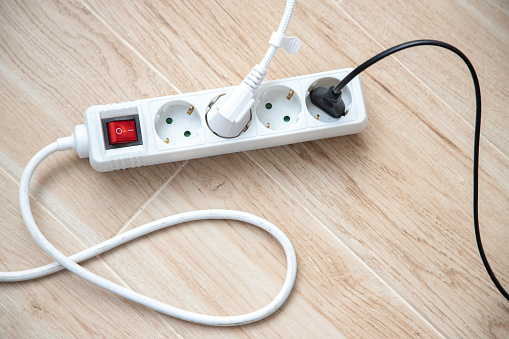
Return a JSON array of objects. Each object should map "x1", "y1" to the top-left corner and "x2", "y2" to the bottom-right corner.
[{"x1": 73, "y1": 68, "x2": 367, "y2": 172}]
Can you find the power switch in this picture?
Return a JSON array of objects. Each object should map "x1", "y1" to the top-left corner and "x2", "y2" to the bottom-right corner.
[
  {"x1": 102, "y1": 113, "x2": 142, "y2": 150},
  {"x1": 106, "y1": 120, "x2": 137, "y2": 145}
]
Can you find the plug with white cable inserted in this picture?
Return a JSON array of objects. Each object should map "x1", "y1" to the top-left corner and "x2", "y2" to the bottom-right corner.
[{"x1": 206, "y1": 64, "x2": 267, "y2": 138}]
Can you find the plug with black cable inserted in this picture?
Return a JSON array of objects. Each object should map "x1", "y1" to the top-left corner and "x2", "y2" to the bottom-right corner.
[{"x1": 309, "y1": 85, "x2": 347, "y2": 118}]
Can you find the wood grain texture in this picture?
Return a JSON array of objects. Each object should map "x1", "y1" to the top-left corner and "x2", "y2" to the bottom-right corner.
[{"x1": 1, "y1": 0, "x2": 508, "y2": 337}]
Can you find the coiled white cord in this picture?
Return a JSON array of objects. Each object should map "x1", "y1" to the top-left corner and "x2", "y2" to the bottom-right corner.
[{"x1": 2, "y1": 137, "x2": 297, "y2": 326}]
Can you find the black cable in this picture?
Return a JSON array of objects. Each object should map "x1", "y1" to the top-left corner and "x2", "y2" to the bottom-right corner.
[{"x1": 328, "y1": 40, "x2": 508, "y2": 301}]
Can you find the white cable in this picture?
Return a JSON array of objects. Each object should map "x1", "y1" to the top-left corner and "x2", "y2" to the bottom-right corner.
[
  {"x1": 260, "y1": 0, "x2": 296, "y2": 69},
  {"x1": 2, "y1": 138, "x2": 297, "y2": 326}
]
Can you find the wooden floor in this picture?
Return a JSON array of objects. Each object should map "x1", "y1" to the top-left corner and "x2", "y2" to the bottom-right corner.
[{"x1": 1, "y1": 0, "x2": 508, "y2": 337}]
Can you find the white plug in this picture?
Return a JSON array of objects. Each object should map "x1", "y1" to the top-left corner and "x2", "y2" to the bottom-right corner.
[{"x1": 206, "y1": 64, "x2": 267, "y2": 138}]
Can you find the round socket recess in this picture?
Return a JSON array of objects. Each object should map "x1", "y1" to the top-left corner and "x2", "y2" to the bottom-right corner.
[
  {"x1": 155, "y1": 100, "x2": 201, "y2": 146},
  {"x1": 306, "y1": 77, "x2": 352, "y2": 123},
  {"x1": 254, "y1": 85, "x2": 302, "y2": 131}
]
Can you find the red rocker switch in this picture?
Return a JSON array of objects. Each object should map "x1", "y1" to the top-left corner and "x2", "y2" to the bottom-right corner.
[{"x1": 107, "y1": 120, "x2": 137, "y2": 145}]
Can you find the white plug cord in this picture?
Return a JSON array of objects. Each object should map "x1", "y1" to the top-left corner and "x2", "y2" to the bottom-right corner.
[{"x1": 2, "y1": 138, "x2": 297, "y2": 326}]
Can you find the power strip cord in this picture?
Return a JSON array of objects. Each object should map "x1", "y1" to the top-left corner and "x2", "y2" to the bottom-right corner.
[
  {"x1": 1, "y1": 137, "x2": 297, "y2": 326},
  {"x1": 311, "y1": 39, "x2": 508, "y2": 302}
]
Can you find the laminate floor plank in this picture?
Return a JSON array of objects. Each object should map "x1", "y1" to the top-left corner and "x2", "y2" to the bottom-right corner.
[{"x1": 246, "y1": 60, "x2": 509, "y2": 338}]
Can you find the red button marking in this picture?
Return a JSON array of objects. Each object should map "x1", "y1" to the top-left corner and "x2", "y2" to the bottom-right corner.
[{"x1": 107, "y1": 120, "x2": 137, "y2": 145}]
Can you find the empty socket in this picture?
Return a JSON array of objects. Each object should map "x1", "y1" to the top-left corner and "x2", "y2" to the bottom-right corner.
[
  {"x1": 155, "y1": 100, "x2": 202, "y2": 146},
  {"x1": 254, "y1": 85, "x2": 302, "y2": 132}
]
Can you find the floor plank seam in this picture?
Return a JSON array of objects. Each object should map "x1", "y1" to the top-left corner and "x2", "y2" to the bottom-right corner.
[
  {"x1": 244, "y1": 152, "x2": 446, "y2": 338},
  {"x1": 332, "y1": 1, "x2": 509, "y2": 162},
  {"x1": 114, "y1": 160, "x2": 189, "y2": 237},
  {"x1": 5, "y1": 190, "x2": 90, "y2": 256},
  {"x1": 0, "y1": 161, "x2": 23, "y2": 189},
  {"x1": 79, "y1": 0, "x2": 182, "y2": 95},
  {"x1": 0, "y1": 63, "x2": 47, "y2": 105},
  {"x1": 0, "y1": 162, "x2": 93, "y2": 263},
  {"x1": 456, "y1": 0, "x2": 507, "y2": 42}
]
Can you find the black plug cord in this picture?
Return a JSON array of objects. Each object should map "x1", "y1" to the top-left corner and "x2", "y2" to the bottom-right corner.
[{"x1": 311, "y1": 39, "x2": 508, "y2": 301}]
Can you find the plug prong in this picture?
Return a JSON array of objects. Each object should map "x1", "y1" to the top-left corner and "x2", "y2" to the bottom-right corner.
[
  {"x1": 315, "y1": 114, "x2": 320, "y2": 120},
  {"x1": 286, "y1": 89, "x2": 294, "y2": 100},
  {"x1": 187, "y1": 105, "x2": 194, "y2": 115},
  {"x1": 164, "y1": 138, "x2": 169, "y2": 144},
  {"x1": 265, "y1": 123, "x2": 270, "y2": 128}
]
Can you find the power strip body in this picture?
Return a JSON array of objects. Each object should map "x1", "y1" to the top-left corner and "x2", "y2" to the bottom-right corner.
[{"x1": 78, "y1": 68, "x2": 367, "y2": 172}]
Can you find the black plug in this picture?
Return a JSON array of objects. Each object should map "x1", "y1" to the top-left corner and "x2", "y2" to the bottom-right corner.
[{"x1": 310, "y1": 86, "x2": 346, "y2": 118}]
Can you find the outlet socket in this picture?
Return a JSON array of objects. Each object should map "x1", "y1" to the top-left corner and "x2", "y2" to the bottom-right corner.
[
  {"x1": 254, "y1": 82, "x2": 304, "y2": 134},
  {"x1": 154, "y1": 100, "x2": 203, "y2": 147}
]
